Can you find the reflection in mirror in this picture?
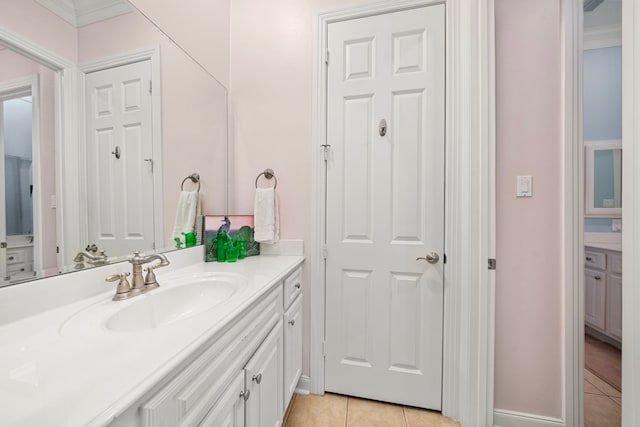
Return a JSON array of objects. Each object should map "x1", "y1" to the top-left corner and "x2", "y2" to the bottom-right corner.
[
  {"x1": 0, "y1": 0, "x2": 228, "y2": 287},
  {"x1": 585, "y1": 140, "x2": 622, "y2": 217}
]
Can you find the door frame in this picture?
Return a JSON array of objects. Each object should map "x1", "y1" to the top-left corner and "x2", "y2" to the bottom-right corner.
[
  {"x1": 78, "y1": 47, "x2": 163, "y2": 253},
  {"x1": 311, "y1": 0, "x2": 496, "y2": 425},
  {"x1": 0, "y1": 75, "x2": 42, "y2": 278}
]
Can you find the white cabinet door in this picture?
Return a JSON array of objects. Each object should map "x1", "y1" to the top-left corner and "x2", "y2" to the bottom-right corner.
[
  {"x1": 198, "y1": 371, "x2": 245, "y2": 427},
  {"x1": 606, "y1": 274, "x2": 622, "y2": 341},
  {"x1": 245, "y1": 320, "x2": 284, "y2": 427},
  {"x1": 283, "y1": 295, "x2": 302, "y2": 407},
  {"x1": 585, "y1": 268, "x2": 606, "y2": 330}
]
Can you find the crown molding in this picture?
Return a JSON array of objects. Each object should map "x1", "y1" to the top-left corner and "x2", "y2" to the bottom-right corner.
[
  {"x1": 35, "y1": 0, "x2": 132, "y2": 28},
  {"x1": 584, "y1": 24, "x2": 622, "y2": 50}
]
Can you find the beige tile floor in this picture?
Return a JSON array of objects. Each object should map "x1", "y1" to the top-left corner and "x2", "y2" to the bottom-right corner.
[
  {"x1": 584, "y1": 368, "x2": 621, "y2": 427},
  {"x1": 283, "y1": 393, "x2": 460, "y2": 427},
  {"x1": 282, "y1": 371, "x2": 618, "y2": 427}
]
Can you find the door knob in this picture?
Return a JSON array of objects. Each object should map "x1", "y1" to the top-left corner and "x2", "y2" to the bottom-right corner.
[{"x1": 417, "y1": 252, "x2": 439, "y2": 264}]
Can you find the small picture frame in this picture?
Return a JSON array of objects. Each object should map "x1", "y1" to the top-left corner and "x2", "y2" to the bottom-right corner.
[{"x1": 204, "y1": 215, "x2": 260, "y2": 262}]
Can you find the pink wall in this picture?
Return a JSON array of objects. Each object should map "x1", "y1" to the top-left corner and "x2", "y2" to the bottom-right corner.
[
  {"x1": 128, "y1": 0, "x2": 230, "y2": 87},
  {"x1": 0, "y1": 49, "x2": 58, "y2": 276},
  {"x1": 78, "y1": 12, "x2": 228, "y2": 246},
  {"x1": 494, "y1": 0, "x2": 564, "y2": 418},
  {"x1": 231, "y1": 0, "x2": 566, "y2": 419},
  {"x1": 0, "y1": 0, "x2": 77, "y2": 62}
]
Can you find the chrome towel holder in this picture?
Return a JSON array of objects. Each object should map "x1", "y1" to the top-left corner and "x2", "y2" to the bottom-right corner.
[
  {"x1": 255, "y1": 168, "x2": 277, "y2": 189},
  {"x1": 181, "y1": 173, "x2": 201, "y2": 191}
]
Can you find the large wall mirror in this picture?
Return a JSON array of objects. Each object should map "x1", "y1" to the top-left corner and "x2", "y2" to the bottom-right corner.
[
  {"x1": 585, "y1": 140, "x2": 622, "y2": 217},
  {"x1": 0, "y1": 0, "x2": 228, "y2": 287}
]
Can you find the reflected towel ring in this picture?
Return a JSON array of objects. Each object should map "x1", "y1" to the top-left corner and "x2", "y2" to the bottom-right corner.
[
  {"x1": 181, "y1": 173, "x2": 201, "y2": 191},
  {"x1": 255, "y1": 168, "x2": 277, "y2": 189}
]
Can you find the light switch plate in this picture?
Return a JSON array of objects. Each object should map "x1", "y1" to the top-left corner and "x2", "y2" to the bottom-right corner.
[
  {"x1": 612, "y1": 219, "x2": 622, "y2": 232},
  {"x1": 516, "y1": 175, "x2": 533, "y2": 197}
]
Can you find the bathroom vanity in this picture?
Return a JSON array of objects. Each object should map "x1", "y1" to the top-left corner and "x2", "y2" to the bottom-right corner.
[
  {"x1": 584, "y1": 235, "x2": 622, "y2": 348},
  {"x1": 0, "y1": 248, "x2": 304, "y2": 426}
]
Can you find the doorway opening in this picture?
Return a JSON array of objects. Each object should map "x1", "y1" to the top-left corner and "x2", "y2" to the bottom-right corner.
[{"x1": 582, "y1": 0, "x2": 622, "y2": 425}]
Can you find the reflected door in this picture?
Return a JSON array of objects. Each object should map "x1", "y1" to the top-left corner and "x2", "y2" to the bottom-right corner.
[
  {"x1": 324, "y1": 5, "x2": 445, "y2": 410},
  {"x1": 85, "y1": 60, "x2": 155, "y2": 255}
]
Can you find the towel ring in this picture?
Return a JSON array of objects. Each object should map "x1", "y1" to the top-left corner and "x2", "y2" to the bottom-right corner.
[
  {"x1": 255, "y1": 169, "x2": 277, "y2": 189},
  {"x1": 181, "y1": 173, "x2": 201, "y2": 191}
]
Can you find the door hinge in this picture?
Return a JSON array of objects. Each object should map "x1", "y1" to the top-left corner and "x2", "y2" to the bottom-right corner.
[
  {"x1": 325, "y1": 49, "x2": 330, "y2": 66},
  {"x1": 320, "y1": 144, "x2": 331, "y2": 161},
  {"x1": 322, "y1": 244, "x2": 328, "y2": 259},
  {"x1": 149, "y1": 81, "x2": 152, "y2": 94},
  {"x1": 488, "y1": 258, "x2": 496, "y2": 270},
  {"x1": 322, "y1": 340, "x2": 326, "y2": 357}
]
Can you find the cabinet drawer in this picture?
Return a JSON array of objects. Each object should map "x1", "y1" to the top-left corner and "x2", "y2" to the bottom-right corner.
[
  {"x1": 609, "y1": 253, "x2": 622, "y2": 275},
  {"x1": 6, "y1": 249, "x2": 25, "y2": 265},
  {"x1": 141, "y1": 285, "x2": 283, "y2": 427},
  {"x1": 284, "y1": 295, "x2": 303, "y2": 407},
  {"x1": 585, "y1": 251, "x2": 606, "y2": 270},
  {"x1": 283, "y1": 266, "x2": 302, "y2": 310}
]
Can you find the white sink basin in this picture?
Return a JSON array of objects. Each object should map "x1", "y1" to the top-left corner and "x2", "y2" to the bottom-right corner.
[{"x1": 105, "y1": 273, "x2": 248, "y2": 332}]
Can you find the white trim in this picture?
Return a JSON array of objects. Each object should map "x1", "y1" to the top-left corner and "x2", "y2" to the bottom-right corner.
[
  {"x1": 584, "y1": 24, "x2": 622, "y2": 50},
  {"x1": 0, "y1": 24, "x2": 76, "y2": 274},
  {"x1": 77, "y1": 46, "x2": 163, "y2": 255},
  {"x1": 493, "y1": 410, "x2": 565, "y2": 427},
  {"x1": 562, "y1": 0, "x2": 584, "y2": 426},
  {"x1": 311, "y1": 0, "x2": 495, "y2": 425},
  {"x1": 294, "y1": 375, "x2": 312, "y2": 395},
  {"x1": 622, "y1": 0, "x2": 640, "y2": 424}
]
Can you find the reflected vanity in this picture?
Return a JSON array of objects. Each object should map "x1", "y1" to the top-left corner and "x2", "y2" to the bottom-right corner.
[{"x1": 0, "y1": 0, "x2": 229, "y2": 286}]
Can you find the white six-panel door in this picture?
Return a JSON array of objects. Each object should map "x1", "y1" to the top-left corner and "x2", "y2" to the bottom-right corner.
[
  {"x1": 324, "y1": 4, "x2": 445, "y2": 410},
  {"x1": 85, "y1": 60, "x2": 155, "y2": 255}
]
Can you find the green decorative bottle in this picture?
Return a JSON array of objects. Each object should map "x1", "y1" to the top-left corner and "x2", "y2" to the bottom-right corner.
[
  {"x1": 237, "y1": 239, "x2": 246, "y2": 259},
  {"x1": 216, "y1": 232, "x2": 228, "y2": 262},
  {"x1": 226, "y1": 240, "x2": 238, "y2": 263}
]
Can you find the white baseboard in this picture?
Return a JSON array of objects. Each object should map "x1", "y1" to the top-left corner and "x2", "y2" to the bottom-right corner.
[
  {"x1": 294, "y1": 375, "x2": 312, "y2": 395},
  {"x1": 494, "y1": 410, "x2": 565, "y2": 427}
]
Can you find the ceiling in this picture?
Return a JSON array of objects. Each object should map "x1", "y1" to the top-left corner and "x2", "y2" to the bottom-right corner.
[{"x1": 584, "y1": 0, "x2": 622, "y2": 29}]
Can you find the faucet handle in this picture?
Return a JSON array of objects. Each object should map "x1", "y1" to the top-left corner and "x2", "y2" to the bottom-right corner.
[
  {"x1": 107, "y1": 272, "x2": 133, "y2": 301},
  {"x1": 144, "y1": 267, "x2": 160, "y2": 291}
]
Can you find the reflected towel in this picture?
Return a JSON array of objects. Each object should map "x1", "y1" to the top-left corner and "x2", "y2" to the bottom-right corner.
[
  {"x1": 172, "y1": 190, "x2": 200, "y2": 238},
  {"x1": 254, "y1": 188, "x2": 279, "y2": 243}
]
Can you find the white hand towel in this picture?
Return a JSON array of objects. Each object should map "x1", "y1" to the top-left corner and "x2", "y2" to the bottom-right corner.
[
  {"x1": 254, "y1": 188, "x2": 279, "y2": 243},
  {"x1": 172, "y1": 190, "x2": 200, "y2": 238}
]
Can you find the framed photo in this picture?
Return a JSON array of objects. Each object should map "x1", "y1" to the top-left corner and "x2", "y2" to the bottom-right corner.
[{"x1": 204, "y1": 215, "x2": 260, "y2": 262}]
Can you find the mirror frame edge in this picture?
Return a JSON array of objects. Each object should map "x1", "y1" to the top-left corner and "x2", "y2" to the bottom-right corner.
[{"x1": 585, "y1": 139, "x2": 623, "y2": 217}]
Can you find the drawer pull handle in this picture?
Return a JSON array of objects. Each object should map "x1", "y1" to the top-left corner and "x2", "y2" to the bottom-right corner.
[
  {"x1": 586, "y1": 257, "x2": 593, "y2": 261},
  {"x1": 294, "y1": 282, "x2": 301, "y2": 289},
  {"x1": 240, "y1": 389, "x2": 251, "y2": 401},
  {"x1": 8, "y1": 256, "x2": 14, "y2": 261},
  {"x1": 595, "y1": 276, "x2": 602, "y2": 280},
  {"x1": 252, "y1": 373, "x2": 262, "y2": 384},
  {"x1": 289, "y1": 319, "x2": 295, "y2": 326}
]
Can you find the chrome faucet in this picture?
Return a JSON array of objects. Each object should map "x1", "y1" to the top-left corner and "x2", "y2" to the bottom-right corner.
[
  {"x1": 74, "y1": 250, "x2": 109, "y2": 269},
  {"x1": 128, "y1": 251, "x2": 170, "y2": 293}
]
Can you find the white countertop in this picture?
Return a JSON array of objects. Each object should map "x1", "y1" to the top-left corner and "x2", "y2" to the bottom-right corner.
[
  {"x1": 0, "y1": 255, "x2": 303, "y2": 427},
  {"x1": 584, "y1": 232, "x2": 622, "y2": 252}
]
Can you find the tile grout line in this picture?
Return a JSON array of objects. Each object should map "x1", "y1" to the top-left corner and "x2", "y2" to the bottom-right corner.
[
  {"x1": 402, "y1": 407, "x2": 409, "y2": 427},
  {"x1": 345, "y1": 396, "x2": 350, "y2": 427}
]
